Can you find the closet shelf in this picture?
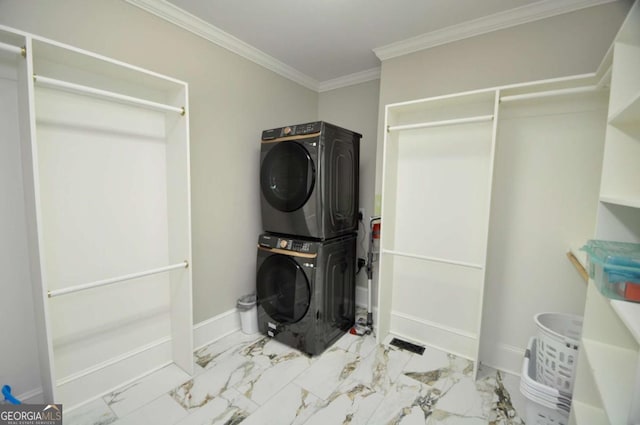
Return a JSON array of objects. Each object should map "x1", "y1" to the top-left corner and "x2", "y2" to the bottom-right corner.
[
  {"x1": 608, "y1": 87, "x2": 640, "y2": 133},
  {"x1": 582, "y1": 338, "x2": 638, "y2": 425},
  {"x1": 386, "y1": 114, "x2": 493, "y2": 133},
  {"x1": 48, "y1": 261, "x2": 189, "y2": 298},
  {"x1": 381, "y1": 249, "x2": 484, "y2": 270},
  {"x1": 33, "y1": 74, "x2": 186, "y2": 116},
  {"x1": 599, "y1": 195, "x2": 640, "y2": 209},
  {"x1": 610, "y1": 300, "x2": 640, "y2": 344}
]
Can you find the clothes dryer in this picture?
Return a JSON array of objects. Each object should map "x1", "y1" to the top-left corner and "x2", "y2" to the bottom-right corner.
[
  {"x1": 260, "y1": 121, "x2": 360, "y2": 240},
  {"x1": 255, "y1": 233, "x2": 356, "y2": 355}
]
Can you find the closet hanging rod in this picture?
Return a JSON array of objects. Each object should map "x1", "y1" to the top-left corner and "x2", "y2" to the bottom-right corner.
[
  {"x1": 33, "y1": 74, "x2": 186, "y2": 116},
  {"x1": 48, "y1": 260, "x2": 189, "y2": 298},
  {"x1": 0, "y1": 41, "x2": 25, "y2": 57},
  {"x1": 382, "y1": 249, "x2": 483, "y2": 270},
  {"x1": 387, "y1": 115, "x2": 493, "y2": 133},
  {"x1": 500, "y1": 85, "x2": 600, "y2": 103}
]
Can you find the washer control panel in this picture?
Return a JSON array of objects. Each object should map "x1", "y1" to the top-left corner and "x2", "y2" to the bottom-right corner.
[
  {"x1": 261, "y1": 121, "x2": 322, "y2": 140},
  {"x1": 258, "y1": 234, "x2": 315, "y2": 253}
]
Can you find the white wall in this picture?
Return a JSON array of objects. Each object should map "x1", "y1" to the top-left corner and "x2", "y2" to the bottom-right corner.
[
  {"x1": 375, "y1": 2, "x2": 631, "y2": 372},
  {"x1": 0, "y1": 0, "x2": 317, "y2": 398},
  {"x1": 318, "y1": 80, "x2": 380, "y2": 292},
  {"x1": 484, "y1": 94, "x2": 608, "y2": 371}
]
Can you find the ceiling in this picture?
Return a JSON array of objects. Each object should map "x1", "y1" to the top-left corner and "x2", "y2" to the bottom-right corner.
[{"x1": 130, "y1": 0, "x2": 616, "y2": 90}]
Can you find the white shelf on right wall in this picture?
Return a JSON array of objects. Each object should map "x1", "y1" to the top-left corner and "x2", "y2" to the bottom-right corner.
[
  {"x1": 610, "y1": 300, "x2": 640, "y2": 343},
  {"x1": 570, "y1": 1, "x2": 640, "y2": 424},
  {"x1": 582, "y1": 338, "x2": 638, "y2": 424},
  {"x1": 608, "y1": 88, "x2": 640, "y2": 137}
]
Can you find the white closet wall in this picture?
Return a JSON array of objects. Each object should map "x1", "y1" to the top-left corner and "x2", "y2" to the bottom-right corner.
[
  {"x1": 379, "y1": 91, "x2": 498, "y2": 375},
  {"x1": 0, "y1": 28, "x2": 42, "y2": 401},
  {"x1": 1, "y1": 25, "x2": 193, "y2": 409},
  {"x1": 484, "y1": 86, "x2": 608, "y2": 370},
  {"x1": 378, "y1": 73, "x2": 610, "y2": 375}
]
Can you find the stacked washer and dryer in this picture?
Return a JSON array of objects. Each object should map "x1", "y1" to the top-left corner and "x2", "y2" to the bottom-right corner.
[{"x1": 256, "y1": 121, "x2": 361, "y2": 355}]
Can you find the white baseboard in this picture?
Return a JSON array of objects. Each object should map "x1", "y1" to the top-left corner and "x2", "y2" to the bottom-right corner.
[
  {"x1": 193, "y1": 308, "x2": 241, "y2": 350},
  {"x1": 481, "y1": 342, "x2": 525, "y2": 375},
  {"x1": 390, "y1": 311, "x2": 478, "y2": 361},
  {"x1": 15, "y1": 387, "x2": 44, "y2": 404}
]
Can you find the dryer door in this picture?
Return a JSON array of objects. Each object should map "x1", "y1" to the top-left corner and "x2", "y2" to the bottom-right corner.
[
  {"x1": 257, "y1": 254, "x2": 311, "y2": 324},
  {"x1": 260, "y1": 141, "x2": 315, "y2": 212}
]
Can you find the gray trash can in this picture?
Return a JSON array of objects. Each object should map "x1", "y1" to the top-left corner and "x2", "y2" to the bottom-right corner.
[{"x1": 237, "y1": 294, "x2": 258, "y2": 334}]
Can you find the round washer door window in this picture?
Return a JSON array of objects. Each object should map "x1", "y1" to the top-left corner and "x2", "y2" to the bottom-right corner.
[
  {"x1": 257, "y1": 254, "x2": 311, "y2": 324},
  {"x1": 260, "y1": 142, "x2": 315, "y2": 212}
]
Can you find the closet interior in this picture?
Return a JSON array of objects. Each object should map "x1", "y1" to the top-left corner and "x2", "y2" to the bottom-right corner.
[
  {"x1": 378, "y1": 71, "x2": 611, "y2": 377},
  {"x1": 0, "y1": 25, "x2": 193, "y2": 409}
]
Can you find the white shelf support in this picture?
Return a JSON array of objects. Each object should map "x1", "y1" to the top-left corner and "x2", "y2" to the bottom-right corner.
[
  {"x1": 597, "y1": 65, "x2": 612, "y2": 89},
  {"x1": 386, "y1": 114, "x2": 493, "y2": 132},
  {"x1": 48, "y1": 261, "x2": 189, "y2": 298},
  {"x1": 0, "y1": 40, "x2": 25, "y2": 56},
  {"x1": 382, "y1": 249, "x2": 484, "y2": 270},
  {"x1": 500, "y1": 85, "x2": 600, "y2": 103},
  {"x1": 33, "y1": 74, "x2": 186, "y2": 115}
]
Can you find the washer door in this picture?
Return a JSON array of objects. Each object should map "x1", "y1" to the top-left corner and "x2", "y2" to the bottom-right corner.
[
  {"x1": 260, "y1": 141, "x2": 315, "y2": 212},
  {"x1": 257, "y1": 254, "x2": 311, "y2": 324}
]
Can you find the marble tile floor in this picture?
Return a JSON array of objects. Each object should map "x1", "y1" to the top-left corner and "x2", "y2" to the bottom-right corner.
[{"x1": 66, "y1": 327, "x2": 527, "y2": 425}]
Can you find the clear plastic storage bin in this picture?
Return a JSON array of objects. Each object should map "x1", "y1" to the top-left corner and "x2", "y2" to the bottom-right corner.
[{"x1": 582, "y1": 240, "x2": 640, "y2": 303}]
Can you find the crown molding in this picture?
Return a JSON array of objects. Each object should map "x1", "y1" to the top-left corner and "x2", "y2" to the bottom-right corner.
[
  {"x1": 126, "y1": 0, "x2": 617, "y2": 91},
  {"x1": 374, "y1": 0, "x2": 618, "y2": 61},
  {"x1": 318, "y1": 67, "x2": 381, "y2": 92},
  {"x1": 125, "y1": 0, "x2": 320, "y2": 91}
]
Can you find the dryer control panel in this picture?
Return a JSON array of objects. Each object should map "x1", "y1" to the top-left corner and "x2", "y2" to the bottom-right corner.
[
  {"x1": 258, "y1": 234, "x2": 317, "y2": 253},
  {"x1": 261, "y1": 121, "x2": 322, "y2": 140}
]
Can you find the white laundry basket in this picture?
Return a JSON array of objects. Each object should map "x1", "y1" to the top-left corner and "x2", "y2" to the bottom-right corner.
[
  {"x1": 521, "y1": 337, "x2": 571, "y2": 425},
  {"x1": 534, "y1": 312, "x2": 582, "y2": 394}
]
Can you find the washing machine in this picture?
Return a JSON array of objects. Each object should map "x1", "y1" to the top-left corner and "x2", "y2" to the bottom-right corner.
[
  {"x1": 260, "y1": 121, "x2": 360, "y2": 240},
  {"x1": 256, "y1": 233, "x2": 356, "y2": 355}
]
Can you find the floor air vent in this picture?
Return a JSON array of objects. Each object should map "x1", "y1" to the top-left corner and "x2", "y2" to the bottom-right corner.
[{"x1": 389, "y1": 338, "x2": 425, "y2": 355}]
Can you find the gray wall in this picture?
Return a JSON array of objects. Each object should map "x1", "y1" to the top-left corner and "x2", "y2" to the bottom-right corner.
[
  {"x1": 318, "y1": 80, "x2": 381, "y2": 291},
  {"x1": 0, "y1": 0, "x2": 317, "y2": 397},
  {"x1": 375, "y1": 1, "x2": 631, "y2": 371}
]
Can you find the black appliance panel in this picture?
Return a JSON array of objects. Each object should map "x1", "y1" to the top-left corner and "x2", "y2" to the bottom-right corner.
[
  {"x1": 325, "y1": 126, "x2": 358, "y2": 234},
  {"x1": 255, "y1": 234, "x2": 356, "y2": 355},
  {"x1": 259, "y1": 121, "x2": 360, "y2": 240},
  {"x1": 319, "y1": 236, "x2": 356, "y2": 335}
]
